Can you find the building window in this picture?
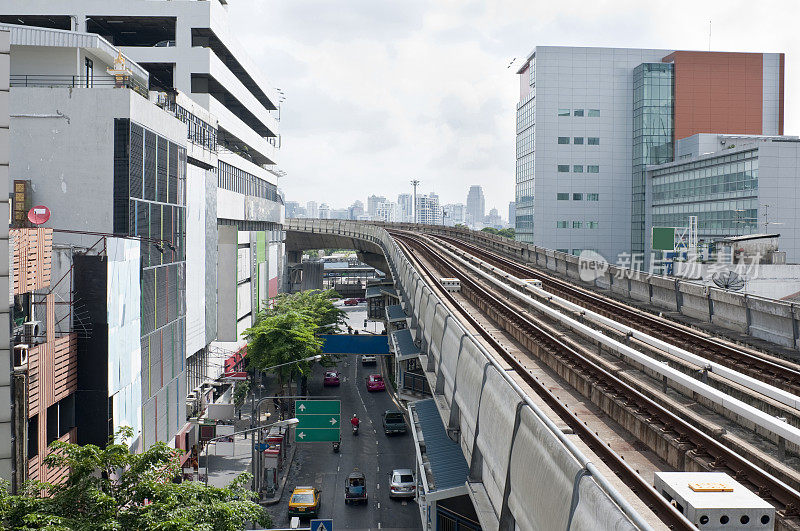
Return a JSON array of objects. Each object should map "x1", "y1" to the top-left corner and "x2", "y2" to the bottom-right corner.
[
  {"x1": 573, "y1": 193, "x2": 583, "y2": 200},
  {"x1": 587, "y1": 165, "x2": 599, "y2": 173},
  {"x1": 556, "y1": 221, "x2": 568, "y2": 228},
  {"x1": 571, "y1": 249, "x2": 583, "y2": 256},
  {"x1": 573, "y1": 165, "x2": 583, "y2": 173},
  {"x1": 84, "y1": 58, "x2": 93, "y2": 88},
  {"x1": 587, "y1": 221, "x2": 599, "y2": 229},
  {"x1": 557, "y1": 193, "x2": 569, "y2": 200},
  {"x1": 573, "y1": 221, "x2": 583, "y2": 228},
  {"x1": 588, "y1": 137, "x2": 600, "y2": 145},
  {"x1": 558, "y1": 108, "x2": 570, "y2": 117},
  {"x1": 588, "y1": 109, "x2": 600, "y2": 117},
  {"x1": 573, "y1": 137, "x2": 584, "y2": 145},
  {"x1": 558, "y1": 137, "x2": 570, "y2": 144},
  {"x1": 587, "y1": 193, "x2": 599, "y2": 201},
  {"x1": 573, "y1": 109, "x2": 584, "y2": 117},
  {"x1": 557, "y1": 165, "x2": 570, "y2": 172},
  {"x1": 557, "y1": 248, "x2": 569, "y2": 253}
]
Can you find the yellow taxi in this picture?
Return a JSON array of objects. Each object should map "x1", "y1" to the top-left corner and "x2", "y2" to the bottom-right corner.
[{"x1": 287, "y1": 486, "x2": 320, "y2": 518}]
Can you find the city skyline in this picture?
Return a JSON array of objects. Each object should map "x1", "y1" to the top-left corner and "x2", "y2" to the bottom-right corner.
[{"x1": 230, "y1": 1, "x2": 800, "y2": 212}]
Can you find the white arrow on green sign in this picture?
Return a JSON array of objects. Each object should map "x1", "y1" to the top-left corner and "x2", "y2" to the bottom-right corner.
[{"x1": 295, "y1": 400, "x2": 341, "y2": 443}]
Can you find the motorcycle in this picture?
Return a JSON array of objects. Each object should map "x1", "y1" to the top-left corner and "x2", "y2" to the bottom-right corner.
[
  {"x1": 352, "y1": 423, "x2": 359, "y2": 436},
  {"x1": 332, "y1": 439, "x2": 340, "y2": 452}
]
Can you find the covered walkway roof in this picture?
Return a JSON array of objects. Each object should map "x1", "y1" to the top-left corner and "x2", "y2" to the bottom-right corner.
[
  {"x1": 385, "y1": 304, "x2": 407, "y2": 323},
  {"x1": 412, "y1": 399, "x2": 469, "y2": 498},
  {"x1": 391, "y1": 328, "x2": 419, "y2": 360}
]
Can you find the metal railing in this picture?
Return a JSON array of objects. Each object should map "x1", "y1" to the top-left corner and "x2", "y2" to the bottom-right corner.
[{"x1": 11, "y1": 74, "x2": 149, "y2": 99}]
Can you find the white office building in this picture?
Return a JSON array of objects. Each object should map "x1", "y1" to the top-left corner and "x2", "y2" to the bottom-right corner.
[
  {"x1": 398, "y1": 193, "x2": 413, "y2": 222},
  {"x1": 416, "y1": 193, "x2": 442, "y2": 225},
  {"x1": 466, "y1": 185, "x2": 485, "y2": 227},
  {"x1": 375, "y1": 201, "x2": 399, "y2": 223},
  {"x1": 442, "y1": 203, "x2": 466, "y2": 226},
  {"x1": 515, "y1": 46, "x2": 784, "y2": 263}
]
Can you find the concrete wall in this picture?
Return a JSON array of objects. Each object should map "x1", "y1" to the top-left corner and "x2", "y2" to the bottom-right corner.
[
  {"x1": 285, "y1": 219, "x2": 646, "y2": 531},
  {"x1": 216, "y1": 224, "x2": 237, "y2": 342},
  {"x1": 0, "y1": 29, "x2": 11, "y2": 483},
  {"x1": 8, "y1": 87, "x2": 185, "y2": 239},
  {"x1": 186, "y1": 164, "x2": 207, "y2": 356}
]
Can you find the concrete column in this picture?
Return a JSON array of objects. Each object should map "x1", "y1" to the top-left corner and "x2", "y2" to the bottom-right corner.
[{"x1": 0, "y1": 30, "x2": 11, "y2": 483}]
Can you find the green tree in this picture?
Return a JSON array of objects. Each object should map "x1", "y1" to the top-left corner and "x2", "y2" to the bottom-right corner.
[
  {"x1": 266, "y1": 289, "x2": 346, "y2": 332},
  {"x1": 233, "y1": 379, "x2": 251, "y2": 410},
  {"x1": 244, "y1": 310, "x2": 323, "y2": 387},
  {"x1": 481, "y1": 227, "x2": 500, "y2": 235},
  {"x1": 498, "y1": 228, "x2": 516, "y2": 239},
  {"x1": 0, "y1": 428, "x2": 269, "y2": 531}
]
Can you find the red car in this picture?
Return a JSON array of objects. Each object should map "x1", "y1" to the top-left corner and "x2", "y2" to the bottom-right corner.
[
  {"x1": 366, "y1": 374, "x2": 385, "y2": 392},
  {"x1": 323, "y1": 370, "x2": 340, "y2": 386},
  {"x1": 344, "y1": 298, "x2": 359, "y2": 306}
]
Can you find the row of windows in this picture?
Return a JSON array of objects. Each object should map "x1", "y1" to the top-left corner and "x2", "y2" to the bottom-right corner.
[
  {"x1": 557, "y1": 164, "x2": 600, "y2": 173},
  {"x1": 516, "y1": 126, "x2": 535, "y2": 159},
  {"x1": 517, "y1": 98, "x2": 535, "y2": 133},
  {"x1": 558, "y1": 108, "x2": 600, "y2": 117},
  {"x1": 556, "y1": 221, "x2": 600, "y2": 229},
  {"x1": 556, "y1": 193, "x2": 600, "y2": 201},
  {"x1": 558, "y1": 137, "x2": 600, "y2": 145},
  {"x1": 217, "y1": 161, "x2": 281, "y2": 203}
]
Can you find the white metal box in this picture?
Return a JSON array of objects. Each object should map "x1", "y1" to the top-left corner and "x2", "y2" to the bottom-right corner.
[
  {"x1": 654, "y1": 472, "x2": 774, "y2": 530},
  {"x1": 440, "y1": 278, "x2": 460, "y2": 292},
  {"x1": 522, "y1": 279, "x2": 543, "y2": 289}
]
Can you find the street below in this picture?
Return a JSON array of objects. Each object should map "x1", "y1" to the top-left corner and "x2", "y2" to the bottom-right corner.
[{"x1": 265, "y1": 350, "x2": 422, "y2": 530}]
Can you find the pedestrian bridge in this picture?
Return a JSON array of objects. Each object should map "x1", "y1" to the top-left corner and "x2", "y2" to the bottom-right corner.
[{"x1": 285, "y1": 219, "x2": 650, "y2": 531}]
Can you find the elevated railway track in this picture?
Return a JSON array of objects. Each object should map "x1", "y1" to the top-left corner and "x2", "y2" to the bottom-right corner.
[{"x1": 391, "y1": 230, "x2": 800, "y2": 530}]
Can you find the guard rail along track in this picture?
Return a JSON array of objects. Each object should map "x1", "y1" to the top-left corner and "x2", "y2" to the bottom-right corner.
[
  {"x1": 366, "y1": 221, "x2": 800, "y2": 351},
  {"x1": 285, "y1": 219, "x2": 658, "y2": 530},
  {"x1": 430, "y1": 232, "x2": 800, "y2": 398},
  {"x1": 391, "y1": 230, "x2": 800, "y2": 531}
]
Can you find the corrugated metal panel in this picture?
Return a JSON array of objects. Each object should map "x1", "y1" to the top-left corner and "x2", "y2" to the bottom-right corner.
[
  {"x1": 156, "y1": 387, "x2": 168, "y2": 443},
  {"x1": 414, "y1": 399, "x2": 469, "y2": 492},
  {"x1": 143, "y1": 397, "x2": 156, "y2": 448}
]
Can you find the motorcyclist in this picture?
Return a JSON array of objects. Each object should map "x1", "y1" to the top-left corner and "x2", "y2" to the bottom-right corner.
[{"x1": 351, "y1": 414, "x2": 360, "y2": 429}]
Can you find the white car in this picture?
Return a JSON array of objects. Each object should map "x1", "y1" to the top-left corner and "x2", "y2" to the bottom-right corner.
[{"x1": 361, "y1": 355, "x2": 377, "y2": 365}]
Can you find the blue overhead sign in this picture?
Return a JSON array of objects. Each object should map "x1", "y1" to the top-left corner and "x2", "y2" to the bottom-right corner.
[
  {"x1": 309, "y1": 519, "x2": 333, "y2": 531},
  {"x1": 319, "y1": 334, "x2": 389, "y2": 355}
]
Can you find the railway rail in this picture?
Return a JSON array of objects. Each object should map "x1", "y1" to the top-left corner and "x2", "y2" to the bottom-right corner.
[
  {"x1": 392, "y1": 230, "x2": 800, "y2": 530},
  {"x1": 431, "y1": 233, "x2": 800, "y2": 398}
]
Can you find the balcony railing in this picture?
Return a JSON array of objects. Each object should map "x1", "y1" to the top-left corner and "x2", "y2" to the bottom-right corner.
[{"x1": 11, "y1": 74, "x2": 149, "y2": 99}]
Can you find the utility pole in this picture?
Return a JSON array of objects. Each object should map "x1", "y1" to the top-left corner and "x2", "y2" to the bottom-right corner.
[{"x1": 410, "y1": 179, "x2": 420, "y2": 224}]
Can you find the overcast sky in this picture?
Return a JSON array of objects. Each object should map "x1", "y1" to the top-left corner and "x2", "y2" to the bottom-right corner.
[{"x1": 230, "y1": 0, "x2": 800, "y2": 217}]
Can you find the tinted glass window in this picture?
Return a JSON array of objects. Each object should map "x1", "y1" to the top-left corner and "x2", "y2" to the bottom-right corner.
[{"x1": 573, "y1": 109, "x2": 584, "y2": 117}]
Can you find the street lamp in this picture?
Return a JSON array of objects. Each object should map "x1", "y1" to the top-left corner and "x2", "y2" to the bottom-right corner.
[{"x1": 203, "y1": 417, "x2": 299, "y2": 487}]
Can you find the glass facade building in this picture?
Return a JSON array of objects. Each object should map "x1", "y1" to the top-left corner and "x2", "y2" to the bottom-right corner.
[
  {"x1": 515, "y1": 57, "x2": 535, "y2": 242},
  {"x1": 650, "y1": 149, "x2": 759, "y2": 239},
  {"x1": 632, "y1": 63, "x2": 674, "y2": 256}
]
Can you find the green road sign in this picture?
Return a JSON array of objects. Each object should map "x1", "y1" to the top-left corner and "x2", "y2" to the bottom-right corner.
[
  {"x1": 652, "y1": 227, "x2": 676, "y2": 251},
  {"x1": 295, "y1": 400, "x2": 340, "y2": 443}
]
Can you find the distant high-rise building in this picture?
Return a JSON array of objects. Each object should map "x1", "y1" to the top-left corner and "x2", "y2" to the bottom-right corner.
[
  {"x1": 375, "y1": 202, "x2": 399, "y2": 223},
  {"x1": 442, "y1": 203, "x2": 466, "y2": 226},
  {"x1": 349, "y1": 200, "x2": 365, "y2": 220},
  {"x1": 318, "y1": 203, "x2": 330, "y2": 219},
  {"x1": 285, "y1": 201, "x2": 301, "y2": 218},
  {"x1": 487, "y1": 208, "x2": 502, "y2": 229},
  {"x1": 515, "y1": 46, "x2": 784, "y2": 261},
  {"x1": 466, "y1": 185, "x2": 485, "y2": 227},
  {"x1": 306, "y1": 201, "x2": 319, "y2": 219},
  {"x1": 397, "y1": 193, "x2": 413, "y2": 222},
  {"x1": 416, "y1": 193, "x2": 442, "y2": 225},
  {"x1": 367, "y1": 195, "x2": 387, "y2": 219},
  {"x1": 508, "y1": 202, "x2": 516, "y2": 227}
]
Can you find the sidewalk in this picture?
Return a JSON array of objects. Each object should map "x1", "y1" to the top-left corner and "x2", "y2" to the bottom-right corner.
[{"x1": 205, "y1": 381, "x2": 298, "y2": 505}]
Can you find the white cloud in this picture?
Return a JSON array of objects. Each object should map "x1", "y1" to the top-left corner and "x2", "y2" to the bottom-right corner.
[{"x1": 229, "y1": 0, "x2": 800, "y2": 216}]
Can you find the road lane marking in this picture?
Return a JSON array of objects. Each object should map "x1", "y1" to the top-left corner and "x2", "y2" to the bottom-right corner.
[{"x1": 376, "y1": 483, "x2": 379, "y2": 489}]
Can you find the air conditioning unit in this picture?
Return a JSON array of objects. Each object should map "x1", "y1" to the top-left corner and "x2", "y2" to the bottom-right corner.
[
  {"x1": 24, "y1": 321, "x2": 42, "y2": 346},
  {"x1": 13, "y1": 344, "x2": 29, "y2": 369},
  {"x1": 186, "y1": 400, "x2": 197, "y2": 419}
]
